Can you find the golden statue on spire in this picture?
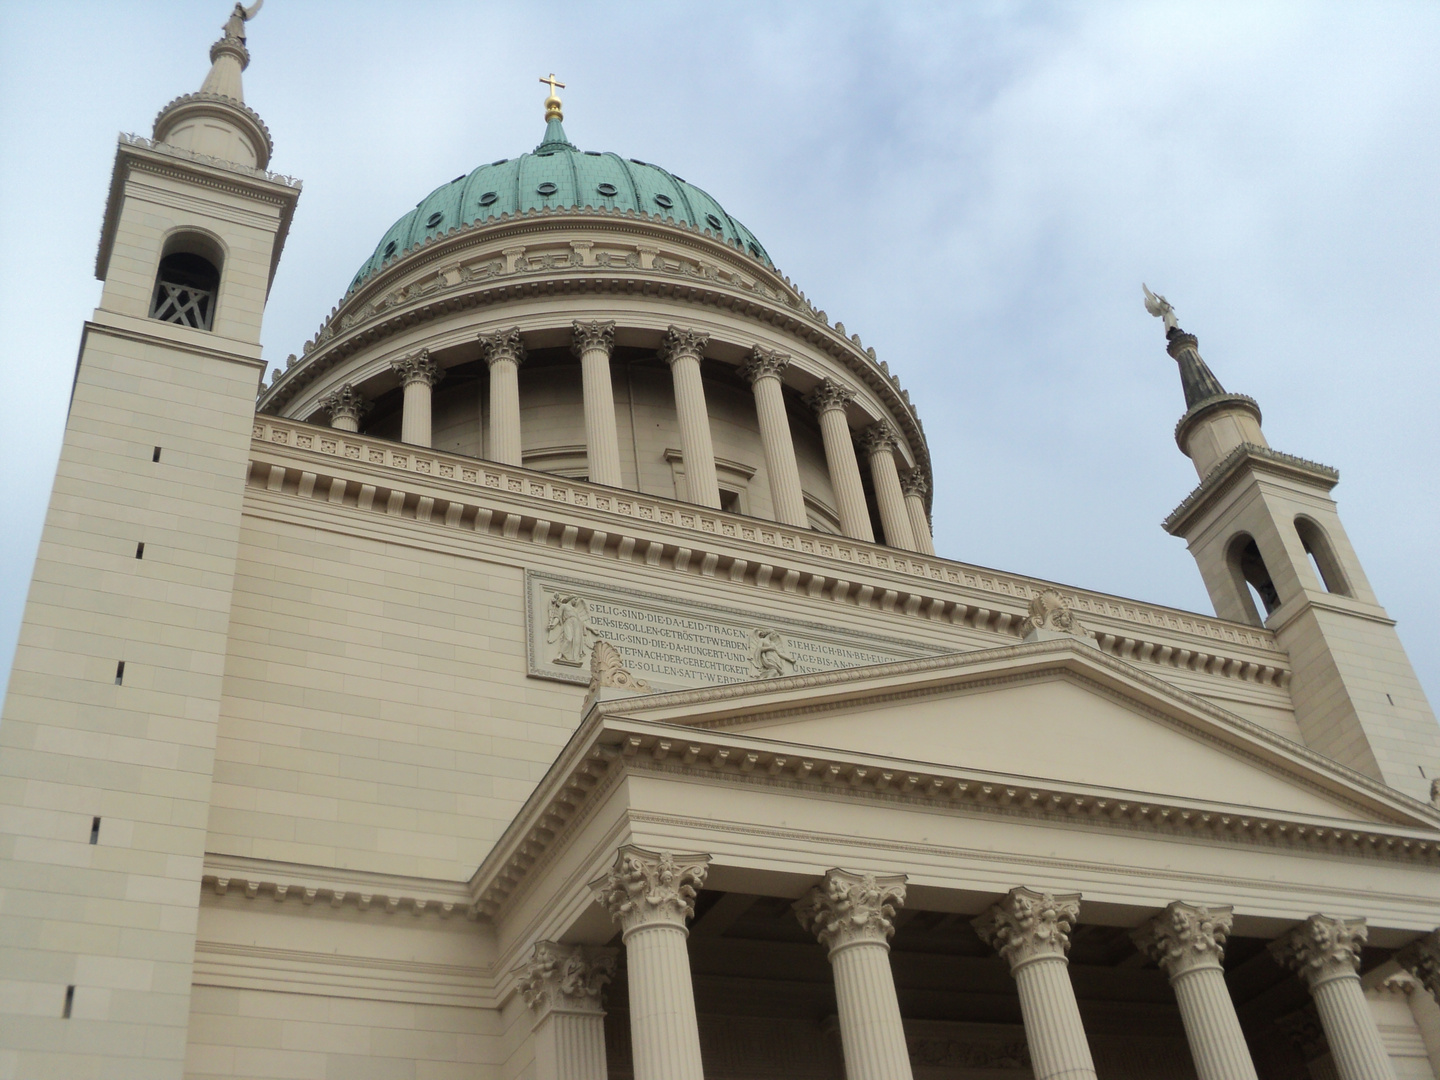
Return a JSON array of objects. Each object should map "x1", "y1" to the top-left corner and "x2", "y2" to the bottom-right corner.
[{"x1": 540, "y1": 73, "x2": 565, "y2": 122}]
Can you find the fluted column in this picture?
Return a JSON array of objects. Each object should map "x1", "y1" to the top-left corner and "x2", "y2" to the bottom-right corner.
[
  {"x1": 661, "y1": 327, "x2": 720, "y2": 509},
  {"x1": 391, "y1": 350, "x2": 440, "y2": 447},
  {"x1": 1396, "y1": 929, "x2": 1440, "y2": 1002},
  {"x1": 573, "y1": 320, "x2": 623, "y2": 488},
  {"x1": 517, "y1": 941, "x2": 617, "y2": 1080},
  {"x1": 1133, "y1": 903, "x2": 1258, "y2": 1080},
  {"x1": 320, "y1": 384, "x2": 366, "y2": 433},
  {"x1": 900, "y1": 471, "x2": 934, "y2": 555},
  {"x1": 590, "y1": 847, "x2": 710, "y2": 1080},
  {"x1": 795, "y1": 869, "x2": 914, "y2": 1080},
  {"x1": 808, "y1": 380, "x2": 874, "y2": 541},
  {"x1": 741, "y1": 347, "x2": 807, "y2": 527},
  {"x1": 480, "y1": 328, "x2": 526, "y2": 465},
  {"x1": 860, "y1": 423, "x2": 916, "y2": 551},
  {"x1": 974, "y1": 887, "x2": 1096, "y2": 1080},
  {"x1": 1272, "y1": 916, "x2": 1398, "y2": 1080}
]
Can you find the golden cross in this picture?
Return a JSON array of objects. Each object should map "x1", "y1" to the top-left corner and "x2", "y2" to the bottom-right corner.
[{"x1": 539, "y1": 73, "x2": 565, "y2": 97}]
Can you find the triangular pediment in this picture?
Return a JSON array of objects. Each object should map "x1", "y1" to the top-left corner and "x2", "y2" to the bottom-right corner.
[{"x1": 595, "y1": 637, "x2": 1438, "y2": 828}]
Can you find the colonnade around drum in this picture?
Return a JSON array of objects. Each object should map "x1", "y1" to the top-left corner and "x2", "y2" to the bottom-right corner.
[{"x1": 317, "y1": 321, "x2": 935, "y2": 553}]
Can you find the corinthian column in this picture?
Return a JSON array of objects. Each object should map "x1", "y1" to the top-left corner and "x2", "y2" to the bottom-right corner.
[
  {"x1": 808, "y1": 380, "x2": 874, "y2": 541},
  {"x1": 320, "y1": 384, "x2": 367, "y2": 433},
  {"x1": 973, "y1": 887, "x2": 1097, "y2": 1080},
  {"x1": 795, "y1": 869, "x2": 914, "y2": 1080},
  {"x1": 572, "y1": 320, "x2": 623, "y2": 488},
  {"x1": 1396, "y1": 929, "x2": 1440, "y2": 1002},
  {"x1": 660, "y1": 327, "x2": 720, "y2": 508},
  {"x1": 1133, "y1": 903, "x2": 1258, "y2": 1080},
  {"x1": 480, "y1": 328, "x2": 526, "y2": 465},
  {"x1": 517, "y1": 941, "x2": 617, "y2": 1080},
  {"x1": 590, "y1": 847, "x2": 710, "y2": 1080},
  {"x1": 860, "y1": 423, "x2": 917, "y2": 551},
  {"x1": 900, "y1": 471, "x2": 934, "y2": 554},
  {"x1": 741, "y1": 347, "x2": 807, "y2": 527},
  {"x1": 391, "y1": 349, "x2": 440, "y2": 447},
  {"x1": 1272, "y1": 917, "x2": 1397, "y2": 1080}
]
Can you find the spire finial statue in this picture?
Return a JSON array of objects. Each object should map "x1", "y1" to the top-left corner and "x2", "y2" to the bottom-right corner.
[
  {"x1": 1143, "y1": 284, "x2": 1180, "y2": 332},
  {"x1": 223, "y1": 1, "x2": 264, "y2": 44},
  {"x1": 540, "y1": 73, "x2": 566, "y2": 122}
]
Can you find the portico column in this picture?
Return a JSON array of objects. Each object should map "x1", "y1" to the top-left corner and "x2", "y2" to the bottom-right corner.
[
  {"x1": 808, "y1": 380, "x2": 874, "y2": 541},
  {"x1": 900, "y1": 471, "x2": 935, "y2": 555},
  {"x1": 1396, "y1": 929, "x2": 1440, "y2": 1001},
  {"x1": 480, "y1": 328, "x2": 526, "y2": 465},
  {"x1": 590, "y1": 847, "x2": 710, "y2": 1080},
  {"x1": 741, "y1": 347, "x2": 807, "y2": 527},
  {"x1": 1133, "y1": 903, "x2": 1258, "y2": 1080},
  {"x1": 794, "y1": 869, "x2": 914, "y2": 1080},
  {"x1": 974, "y1": 887, "x2": 1097, "y2": 1080},
  {"x1": 660, "y1": 327, "x2": 721, "y2": 508},
  {"x1": 391, "y1": 349, "x2": 440, "y2": 448},
  {"x1": 572, "y1": 320, "x2": 623, "y2": 487},
  {"x1": 320, "y1": 383, "x2": 366, "y2": 433},
  {"x1": 516, "y1": 941, "x2": 617, "y2": 1080},
  {"x1": 860, "y1": 423, "x2": 917, "y2": 551},
  {"x1": 1271, "y1": 916, "x2": 1398, "y2": 1080}
]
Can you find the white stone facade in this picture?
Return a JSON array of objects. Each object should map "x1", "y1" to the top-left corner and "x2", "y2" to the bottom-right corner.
[{"x1": 2, "y1": 11, "x2": 1440, "y2": 1080}]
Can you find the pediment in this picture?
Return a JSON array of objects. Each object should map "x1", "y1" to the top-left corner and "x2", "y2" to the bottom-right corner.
[{"x1": 596, "y1": 638, "x2": 1438, "y2": 828}]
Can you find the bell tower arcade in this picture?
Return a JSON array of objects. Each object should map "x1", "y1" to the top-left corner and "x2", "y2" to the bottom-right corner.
[
  {"x1": 0, "y1": 8, "x2": 298, "y2": 1077},
  {"x1": 1148, "y1": 292, "x2": 1440, "y2": 802}
]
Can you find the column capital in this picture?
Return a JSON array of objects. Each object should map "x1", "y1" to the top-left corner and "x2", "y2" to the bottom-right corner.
[
  {"x1": 900, "y1": 471, "x2": 928, "y2": 499},
  {"x1": 808, "y1": 378, "x2": 855, "y2": 417},
  {"x1": 740, "y1": 346, "x2": 790, "y2": 384},
  {"x1": 1396, "y1": 928, "x2": 1440, "y2": 998},
  {"x1": 660, "y1": 326, "x2": 710, "y2": 366},
  {"x1": 858, "y1": 421, "x2": 900, "y2": 457},
  {"x1": 391, "y1": 348, "x2": 440, "y2": 388},
  {"x1": 479, "y1": 327, "x2": 527, "y2": 368},
  {"x1": 1133, "y1": 902, "x2": 1232, "y2": 978},
  {"x1": 973, "y1": 887, "x2": 1082, "y2": 971},
  {"x1": 516, "y1": 941, "x2": 616, "y2": 1020},
  {"x1": 794, "y1": 869, "x2": 907, "y2": 954},
  {"x1": 571, "y1": 319, "x2": 615, "y2": 357},
  {"x1": 590, "y1": 846, "x2": 710, "y2": 935},
  {"x1": 1270, "y1": 915, "x2": 1367, "y2": 988},
  {"x1": 319, "y1": 384, "x2": 368, "y2": 424}
]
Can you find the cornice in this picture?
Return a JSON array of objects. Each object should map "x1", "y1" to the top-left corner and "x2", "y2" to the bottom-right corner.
[
  {"x1": 247, "y1": 417, "x2": 1294, "y2": 700},
  {"x1": 1164, "y1": 442, "x2": 1341, "y2": 536},
  {"x1": 200, "y1": 852, "x2": 474, "y2": 919},
  {"x1": 84, "y1": 313, "x2": 265, "y2": 369}
]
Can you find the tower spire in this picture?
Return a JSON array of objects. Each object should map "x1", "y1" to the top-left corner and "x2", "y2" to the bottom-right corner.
[{"x1": 535, "y1": 73, "x2": 576, "y2": 153}]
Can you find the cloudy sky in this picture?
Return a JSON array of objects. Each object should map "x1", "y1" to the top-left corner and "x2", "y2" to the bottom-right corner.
[{"x1": 2, "y1": 1, "x2": 1437, "y2": 700}]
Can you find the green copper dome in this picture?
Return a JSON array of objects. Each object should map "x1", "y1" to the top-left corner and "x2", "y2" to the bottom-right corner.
[{"x1": 348, "y1": 118, "x2": 772, "y2": 293}]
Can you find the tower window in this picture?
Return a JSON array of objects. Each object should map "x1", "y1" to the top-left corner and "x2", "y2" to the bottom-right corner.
[
  {"x1": 1227, "y1": 533, "x2": 1280, "y2": 623},
  {"x1": 1295, "y1": 516, "x2": 1351, "y2": 596},
  {"x1": 149, "y1": 232, "x2": 223, "y2": 331}
]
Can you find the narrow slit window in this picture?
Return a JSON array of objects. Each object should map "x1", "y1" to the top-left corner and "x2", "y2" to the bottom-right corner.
[
  {"x1": 135, "y1": 542, "x2": 145, "y2": 560},
  {"x1": 63, "y1": 986, "x2": 75, "y2": 1019},
  {"x1": 152, "y1": 446, "x2": 162, "y2": 462},
  {"x1": 114, "y1": 661, "x2": 125, "y2": 685},
  {"x1": 90, "y1": 817, "x2": 100, "y2": 844}
]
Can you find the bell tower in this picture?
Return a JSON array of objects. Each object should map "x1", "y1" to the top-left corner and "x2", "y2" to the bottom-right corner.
[
  {"x1": 1149, "y1": 291, "x2": 1440, "y2": 801},
  {"x1": 0, "y1": 6, "x2": 298, "y2": 1077}
]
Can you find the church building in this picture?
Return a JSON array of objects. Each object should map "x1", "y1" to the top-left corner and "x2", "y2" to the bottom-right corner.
[{"x1": 3, "y1": 8, "x2": 1440, "y2": 1080}]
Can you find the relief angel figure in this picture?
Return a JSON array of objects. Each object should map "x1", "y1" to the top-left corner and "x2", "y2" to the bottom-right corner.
[
  {"x1": 748, "y1": 628, "x2": 797, "y2": 679},
  {"x1": 546, "y1": 593, "x2": 596, "y2": 667},
  {"x1": 224, "y1": 1, "x2": 263, "y2": 42}
]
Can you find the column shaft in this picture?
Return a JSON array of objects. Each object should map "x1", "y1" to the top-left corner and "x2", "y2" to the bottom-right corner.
[
  {"x1": 401, "y1": 378, "x2": 432, "y2": 447},
  {"x1": 829, "y1": 941, "x2": 915, "y2": 1080},
  {"x1": 533, "y1": 1011, "x2": 608, "y2": 1080},
  {"x1": 812, "y1": 386, "x2": 874, "y2": 541},
  {"x1": 1013, "y1": 957, "x2": 1098, "y2": 1080},
  {"x1": 623, "y1": 922, "x2": 705, "y2": 1080},
  {"x1": 331, "y1": 413, "x2": 359, "y2": 433},
  {"x1": 668, "y1": 353, "x2": 720, "y2": 508},
  {"x1": 752, "y1": 374, "x2": 807, "y2": 526},
  {"x1": 488, "y1": 357, "x2": 522, "y2": 465},
  {"x1": 903, "y1": 488, "x2": 934, "y2": 554},
  {"x1": 1312, "y1": 975, "x2": 1398, "y2": 1080},
  {"x1": 579, "y1": 345, "x2": 623, "y2": 487},
  {"x1": 1171, "y1": 965, "x2": 1259, "y2": 1080},
  {"x1": 864, "y1": 433, "x2": 916, "y2": 550}
]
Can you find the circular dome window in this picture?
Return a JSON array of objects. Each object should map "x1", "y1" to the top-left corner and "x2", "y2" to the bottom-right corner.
[
  {"x1": 478, "y1": 191, "x2": 498, "y2": 206},
  {"x1": 426, "y1": 212, "x2": 444, "y2": 228},
  {"x1": 705, "y1": 213, "x2": 724, "y2": 230},
  {"x1": 383, "y1": 241, "x2": 397, "y2": 258},
  {"x1": 536, "y1": 182, "x2": 558, "y2": 196},
  {"x1": 596, "y1": 183, "x2": 618, "y2": 197},
  {"x1": 654, "y1": 193, "x2": 674, "y2": 209}
]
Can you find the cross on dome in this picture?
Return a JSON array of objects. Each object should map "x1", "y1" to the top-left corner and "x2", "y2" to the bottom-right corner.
[{"x1": 540, "y1": 73, "x2": 566, "y2": 121}]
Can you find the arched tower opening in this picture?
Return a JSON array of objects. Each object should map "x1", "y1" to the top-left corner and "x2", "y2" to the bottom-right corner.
[
  {"x1": 149, "y1": 231, "x2": 224, "y2": 331},
  {"x1": 1295, "y1": 515, "x2": 1351, "y2": 597},
  {"x1": 1226, "y1": 532, "x2": 1280, "y2": 624}
]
